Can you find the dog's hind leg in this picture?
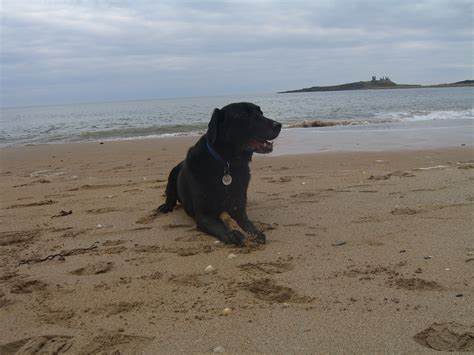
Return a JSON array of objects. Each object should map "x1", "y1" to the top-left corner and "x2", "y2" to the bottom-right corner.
[{"x1": 157, "y1": 161, "x2": 183, "y2": 213}]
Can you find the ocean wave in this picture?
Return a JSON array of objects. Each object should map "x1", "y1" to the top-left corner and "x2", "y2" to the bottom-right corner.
[
  {"x1": 0, "y1": 123, "x2": 207, "y2": 147},
  {"x1": 73, "y1": 123, "x2": 207, "y2": 141},
  {"x1": 1, "y1": 108, "x2": 471, "y2": 147},
  {"x1": 377, "y1": 109, "x2": 473, "y2": 122},
  {"x1": 286, "y1": 109, "x2": 473, "y2": 129}
]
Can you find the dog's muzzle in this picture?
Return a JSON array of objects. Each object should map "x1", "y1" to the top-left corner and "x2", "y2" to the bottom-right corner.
[{"x1": 246, "y1": 138, "x2": 274, "y2": 154}]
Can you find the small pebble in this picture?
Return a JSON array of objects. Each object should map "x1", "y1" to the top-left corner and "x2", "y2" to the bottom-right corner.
[
  {"x1": 204, "y1": 265, "x2": 215, "y2": 273},
  {"x1": 214, "y1": 241, "x2": 221, "y2": 244},
  {"x1": 222, "y1": 307, "x2": 232, "y2": 316},
  {"x1": 456, "y1": 294, "x2": 463, "y2": 297},
  {"x1": 424, "y1": 256, "x2": 433, "y2": 260},
  {"x1": 332, "y1": 240, "x2": 346, "y2": 246},
  {"x1": 282, "y1": 303, "x2": 290, "y2": 308},
  {"x1": 445, "y1": 268, "x2": 450, "y2": 271},
  {"x1": 213, "y1": 346, "x2": 225, "y2": 353},
  {"x1": 399, "y1": 249, "x2": 406, "y2": 253},
  {"x1": 228, "y1": 253, "x2": 237, "y2": 259}
]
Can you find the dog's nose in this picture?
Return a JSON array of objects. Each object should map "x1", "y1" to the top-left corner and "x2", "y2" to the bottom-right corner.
[{"x1": 273, "y1": 121, "x2": 282, "y2": 131}]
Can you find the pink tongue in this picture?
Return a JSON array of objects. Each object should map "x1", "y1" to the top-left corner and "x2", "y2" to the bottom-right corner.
[{"x1": 249, "y1": 139, "x2": 272, "y2": 149}]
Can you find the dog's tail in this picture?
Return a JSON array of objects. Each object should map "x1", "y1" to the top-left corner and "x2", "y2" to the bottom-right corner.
[{"x1": 157, "y1": 161, "x2": 183, "y2": 213}]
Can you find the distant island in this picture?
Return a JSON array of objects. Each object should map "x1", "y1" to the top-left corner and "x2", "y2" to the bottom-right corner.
[{"x1": 279, "y1": 76, "x2": 474, "y2": 93}]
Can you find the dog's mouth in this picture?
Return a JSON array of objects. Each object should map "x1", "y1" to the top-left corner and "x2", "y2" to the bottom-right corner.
[{"x1": 246, "y1": 138, "x2": 274, "y2": 154}]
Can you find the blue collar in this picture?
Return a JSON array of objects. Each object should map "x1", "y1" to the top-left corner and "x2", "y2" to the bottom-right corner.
[{"x1": 206, "y1": 135, "x2": 230, "y2": 173}]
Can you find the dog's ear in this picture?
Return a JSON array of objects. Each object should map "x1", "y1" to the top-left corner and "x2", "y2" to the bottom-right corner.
[{"x1": 207, "y1": 108, "x2": 221, "y2": 144}]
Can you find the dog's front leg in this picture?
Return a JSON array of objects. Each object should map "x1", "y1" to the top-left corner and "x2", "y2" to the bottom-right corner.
[
  {"x1": 231, "y1": 209, "x2": 266, "y2": 244},
  {"x1": 195, "y1": 213, "x2": 245, "y2": 246}
]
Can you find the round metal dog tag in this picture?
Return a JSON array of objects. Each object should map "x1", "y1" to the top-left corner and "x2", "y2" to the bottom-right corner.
[{"x1": 222, "y1": 174, "x2": 232, "y2": 186}]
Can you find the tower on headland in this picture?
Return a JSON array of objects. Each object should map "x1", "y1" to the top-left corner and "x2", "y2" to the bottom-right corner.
[{"x1": 372, "y1": 76, "x2": 391, "y2": 82}]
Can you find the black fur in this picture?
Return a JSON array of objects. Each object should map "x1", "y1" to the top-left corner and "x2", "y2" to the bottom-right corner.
[{"x1": 158, "y1": 102, "x2": 282, "y2": 245}]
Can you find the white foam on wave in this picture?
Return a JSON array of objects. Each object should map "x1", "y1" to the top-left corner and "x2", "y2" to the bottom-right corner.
[
  {"x1": 98, "y1": 130, "x2": 204, "y2": 142},
  {"x1": 380, "y1": 109, "x2": 473, "y2": 122}
]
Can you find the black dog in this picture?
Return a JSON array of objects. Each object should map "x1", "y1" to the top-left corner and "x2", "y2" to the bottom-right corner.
[{"x1": 158, "y1": 102, "x2": 282, "y2": 245}]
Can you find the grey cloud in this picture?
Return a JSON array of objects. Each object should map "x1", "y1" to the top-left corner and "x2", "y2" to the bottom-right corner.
[{"x1": 1, "y1": 0, "x2": 472, "y2": 106}]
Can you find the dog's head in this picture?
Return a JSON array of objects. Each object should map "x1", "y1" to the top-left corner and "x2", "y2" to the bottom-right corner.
[{"x1": 207, "y1": 102, "x2": 282, "y2": 155}]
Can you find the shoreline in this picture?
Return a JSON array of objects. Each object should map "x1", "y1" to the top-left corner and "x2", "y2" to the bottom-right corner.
[
  {"x1": 2, "y1": 116, "x2": 472, "y2": 156},
  {"x1": 2, "y1": 87, "x2": 472, "y2": 149},
  {"x1": 1, "y1": 140, "x2": 473, "y2": 352}
]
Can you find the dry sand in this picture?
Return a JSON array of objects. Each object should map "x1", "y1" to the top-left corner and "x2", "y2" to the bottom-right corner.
[{"x1": 0, "y1": 137, "x2": 473, "y2": 353}]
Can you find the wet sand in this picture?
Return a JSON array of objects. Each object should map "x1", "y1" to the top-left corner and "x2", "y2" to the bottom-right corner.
[{"x1": 0, "y1": 138, "x2": 473, "y2": 353}]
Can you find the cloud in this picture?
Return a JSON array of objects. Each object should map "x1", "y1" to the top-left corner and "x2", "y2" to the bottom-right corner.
[{"x1": 1, "y1": 0, "x2": 472, "y2": 106}]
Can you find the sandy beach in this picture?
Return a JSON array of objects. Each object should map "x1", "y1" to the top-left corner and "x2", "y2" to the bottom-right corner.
[{"x1": 0, "y1": 138, "x2": 473, "y2": 353}]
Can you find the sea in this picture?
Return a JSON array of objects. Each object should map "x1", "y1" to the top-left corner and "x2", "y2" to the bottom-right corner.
[{"x1": 1, "y1": 87, "x2": 472, "y2": 153}]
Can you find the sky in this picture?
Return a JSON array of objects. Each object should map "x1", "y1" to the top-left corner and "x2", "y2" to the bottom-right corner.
[{"x1": 1, "y1": 0, "x2": 472, "y2": 107}]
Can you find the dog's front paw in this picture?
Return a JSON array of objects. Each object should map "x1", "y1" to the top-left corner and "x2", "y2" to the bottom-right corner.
[
  {"x1": 157, "y1": 202, "x2": 175, "y2": 214},
  {"x1": 221, "y1": 230, "x2": 245, "y2": 246},
  {"x1": 252, "y1": 230, "x2": 266, "y2": 244}
]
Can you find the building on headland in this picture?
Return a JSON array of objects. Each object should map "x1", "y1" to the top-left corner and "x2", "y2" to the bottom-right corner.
[{"x1": 372, "y1": 76, "x2": 391, "y2": 82}]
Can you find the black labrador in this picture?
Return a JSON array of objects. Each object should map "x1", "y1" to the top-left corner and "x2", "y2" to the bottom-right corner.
[{"x1": 158, "y1": 102, "x2": 282, "y2": 245}]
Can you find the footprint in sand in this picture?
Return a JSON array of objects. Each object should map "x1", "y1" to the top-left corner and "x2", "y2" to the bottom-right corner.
[
  {"x1": 96, "y1": 301, "x2": 143, "y2": 316},
  {"x1": 238, "y1": 261, "x2": 294, "y2": 275},
  {"x1": 169, "y1": 273, "x2": 212, "y2": 288},
  {"x1": 86, "y1": 207, "x2": 120, "y2": 214},
  {"x1": 80, "y1": 332, "x2": 154, "y2": 354},
  {"x1": 135, "y1": 209, "x2": 160, "y2": 224},
  {"x1": 38, "y1": 308, "x2": 76, "y2": 325},
  {"x1": 0, "y1": 290, "x2": 13, "y2": 308},
  {"x1": 0, "y1": 335, "x2": 74, "y2": 354},
  {"x1": 389, "y1": 277, "x2": 444, "y2": 291},
  {"x1": 0, "y1": 230, "x2": 39, "y2": 246},
  {"x1": 268, "y1": 176, "x2": 293, "y2": 183},
  {"x1": 102, "y1": 240, "x2": 126, "y2": 247},
  {"x1": 103, "y1": 246, "x2": 127, "y2": 255},
  {"x1": 174, "y1": 234, "x2": 211, "y2": 243},
  {"x1": 243, "y1": 278, "x2": 313, "y2": 303},
  {"x1": 413, "y1": 322, "x2": 474, "y2": 351},
  {"x1": 10, "y1": 279, "x2": 48, "y2": 294},
  {"x1": 458, "y1": 164, "x2": 474, "y2": 169},
  {"x1": 6, "y1": 200, "x2": 57, "y2": 209},
  {"x1": 68, "y1": 184, "x2": 122, "y2": 191},
  {"x1": 368, "y1": 171, "x2": 415, "y2": 181},
  {"x1": 70, "y1": 262, "x2": 114, "y2": 275},
  {"x1": 290, "y1": 192, "x2": 317, "y2": 198},
  {"x1": 255, "y1": 221, "x2": 279, "y2": 232},
  {"x1": 391, "y1": 207, "x2": 418, "y2": 215},
  {"x1": 174, "y1": 245, "x2": 213, "y2": 257},
  {"x1": 13, "y1": 179, "x2": 51, "y2": 187},
  {"x1": 162, "y1": 223, "x2": 194, "y2": 230},
  {"x1": 133, "y1": 245, "x2": 161, "y2": 253}
]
